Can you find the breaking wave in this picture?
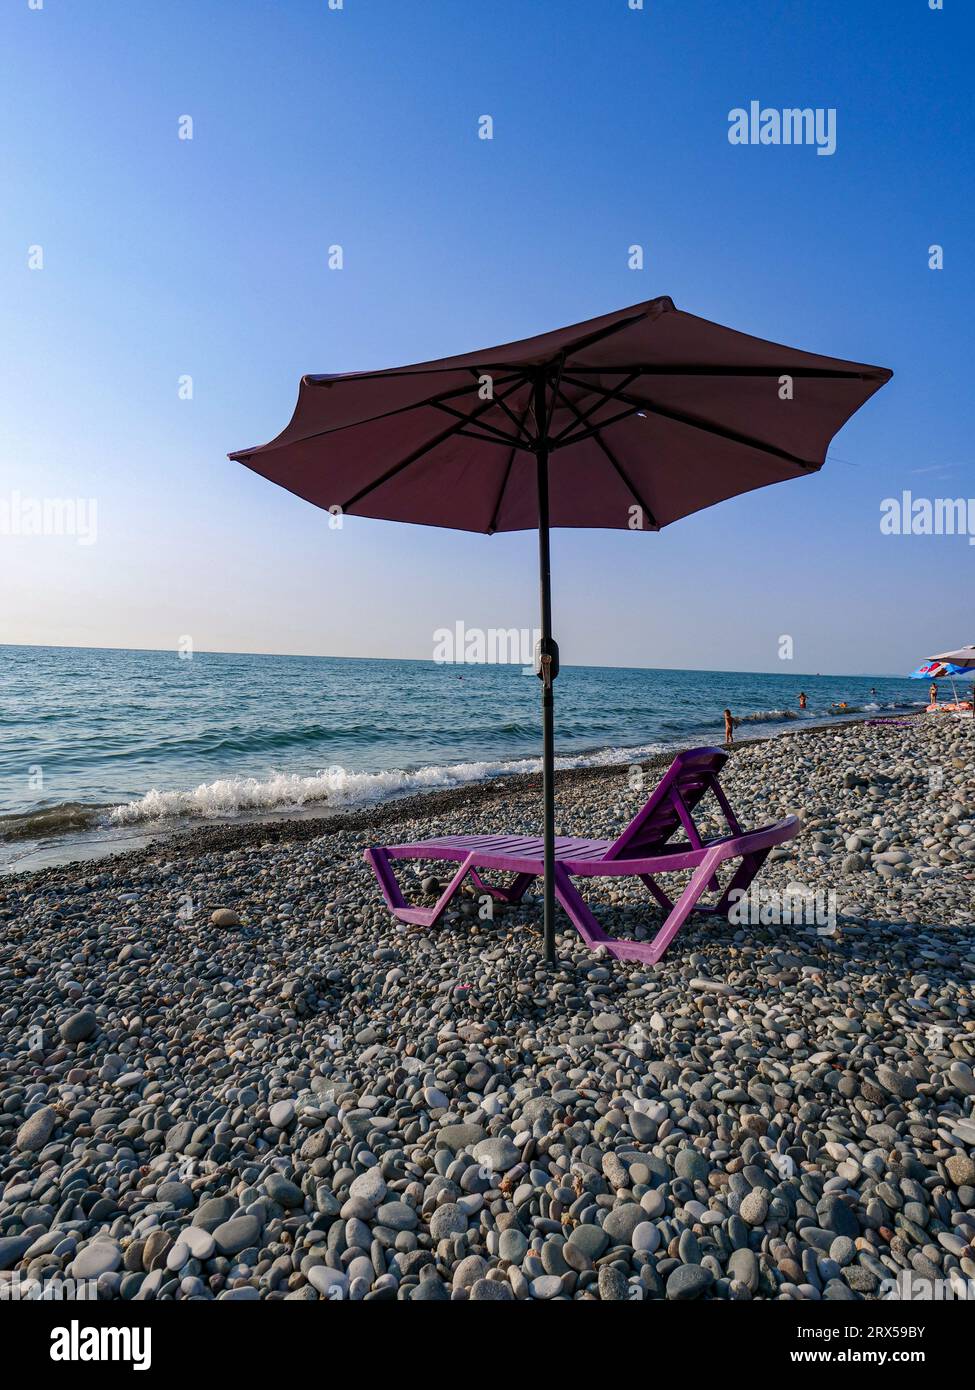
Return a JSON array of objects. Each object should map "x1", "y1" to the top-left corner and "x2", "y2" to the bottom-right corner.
[
  {"x1": 0, "y1": 802, "x2": 107, "y2": 842},
  {"x1": 107, "y1": 743, "x2": 671, "y2": 826},
  {"x1": 736, "y1": 709, "x2": 800, "y2": 723}
]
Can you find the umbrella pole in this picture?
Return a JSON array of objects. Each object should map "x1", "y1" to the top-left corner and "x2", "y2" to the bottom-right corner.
[{"x1": 534, "y1": 375, "x2": 557, "y2": 965}]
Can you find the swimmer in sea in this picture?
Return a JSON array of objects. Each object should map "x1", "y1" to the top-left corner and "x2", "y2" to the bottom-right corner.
[{"x1": 798, "y1": 692, "x2": 807, "y2": 710}]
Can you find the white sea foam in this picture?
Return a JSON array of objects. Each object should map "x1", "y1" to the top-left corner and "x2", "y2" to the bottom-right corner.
[
  {"x1": 108, "y1": 743, "x2": 670, "y2": 825},
  {"x1": 737, "y1": 708, "x2": 799, "y2": 724}
]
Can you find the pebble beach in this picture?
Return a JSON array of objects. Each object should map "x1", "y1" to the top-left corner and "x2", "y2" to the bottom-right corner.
[{"x1": 1, "y1": 716, "x2": 973, "y2": 1303}]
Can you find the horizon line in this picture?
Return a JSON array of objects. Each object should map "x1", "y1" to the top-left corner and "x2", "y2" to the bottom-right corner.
[{"x1": 0, "y1": 640, "x2": 910, "y2": 680}]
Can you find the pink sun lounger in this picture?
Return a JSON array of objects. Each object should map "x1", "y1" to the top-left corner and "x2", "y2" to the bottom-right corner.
[{"x1": 364, "y1": 747, "x2": 800, "y2": 964}]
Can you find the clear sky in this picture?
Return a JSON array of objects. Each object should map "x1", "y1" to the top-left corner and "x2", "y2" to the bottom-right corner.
[{"x1": 1, "y1": 0, "x2": 972, "y2": 675}]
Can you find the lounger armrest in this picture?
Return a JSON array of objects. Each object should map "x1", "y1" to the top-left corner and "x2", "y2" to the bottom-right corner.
[{"x1": 715, "y1": 814, "x2": 801, "y2": 858}]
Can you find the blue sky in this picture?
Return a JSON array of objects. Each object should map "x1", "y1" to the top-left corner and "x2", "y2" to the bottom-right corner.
[{"x1": 1, "y1": 0, "x2": 971, "y2": 675}]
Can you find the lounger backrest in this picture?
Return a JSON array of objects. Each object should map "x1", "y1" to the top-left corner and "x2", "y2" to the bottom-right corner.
[{"x1": 607, "y1": 747, "x2": 735, "y2": 859}]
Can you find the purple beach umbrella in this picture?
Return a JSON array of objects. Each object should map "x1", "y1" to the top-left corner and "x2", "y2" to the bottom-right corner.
[{"x1": 230, "y1": 296, "x2": 891, "y2": 962}]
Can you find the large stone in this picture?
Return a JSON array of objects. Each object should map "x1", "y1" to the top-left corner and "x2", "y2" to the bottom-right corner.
[
  {"x1": 472, "y1": 1137, "x2": 520, "y2": 1174},
  {"x1": 308, "y1": 1265, "x2": 348, "y2": 1299},
  {"x1": 60, "y1": 1010, "x2": 97, "y2": 1043},
  {"x1": 16, "y1": 1106, "x2": 57, "y2": 1152},
  {"x1": 452, "y1": 1255, "x2": 487, "y2": 1290},
  {"x1": 212, "y1": 1214, "x2": 261, "y2": 1255},
  {"x1": 180, "y1": 1226, "x2": 215, "y2": 1261},
  {"x1": 266, "y1": 1174, "x2": 303, "y2": 1208},
  {"x1": 157, "y1": 1181, "x2": 194, "y2": 1210},
  {"x1": 529, "y1": 1274, "x2": 563, "y2": 1300},
  {"x1": 728, "y1": 1247, "x2": 759, "y2": 1292},
  {"x1": 435, "y1": 1123, "x2": 487, "y2": 1152},
  {"x1": 71, "y1": 1241, "x2": 122, "y2": 1280},
  {"x1": 817, "y1": 1195, "x2": 859, "y2": 1239},
  {"x1": 666, "y1": 1263, "x2": 713, "y2": 1300},
  {"x1": 0, "y1": 1236, "x2": 33, "y2": 1272},
  {"x1": 740, "y1": 1191, "x2": 769, "y2": 1226},
  {"x1": 674, "y1": 1149, "x2": 710, "y2": 1184},
  {"x1": 499, "y1": 1228, "x2": 529, "y2": 1263},
  {"x1": 164, "y1": 1120, "x2": 195, "y2": 1154},
  {"x1": 567, "y1": 1224, "x2": 610, "y2": 1260},
  {"x1": 411, "y1": 1273, "x2": 449, "y2": 1301},
  {"x1": 598, "y1": 1266, "x2": 629, "y2": 1300},
  {"x1": 192, "y1": 1196, "x2": 235, "y2": 1230},
  {"x1": 469, "y1": 1277, "x2": 514, "y2": 1301},
  {"x1": 946, "y1": 1153, "x2": 975, "y2": 1188},
  {"x1": 376, "y1": 1201, "x2": 418, "y2": 1231},
  {"x1": 592, "y1": 1012, "x2": 623, "y2": 1032},
  {"x1": 349, "y1": 1169, "x2": 387, "y2": 1209},
  {"x1": 210, "y1": 908, "x2": 241, "y2": 928},
  {"x1": 602, "y1": 1203, "x2": 644, "y2": 1244},
  {"x1": 875, "y1": 1065, "x2": 916, "y2": 1100},
  {"x1": 429, "y1": 1203, "x2": 467, "y2": 1241},
  {"x1": 142, "y1": 1231, "x2": 173, "y2": 1271},
  {"x1": 269, "y1": 1100, "x2": 296, "y2": 1129},
  {"x1": 631, "y1": 1221, "x2": 661, "y2": 1254}
]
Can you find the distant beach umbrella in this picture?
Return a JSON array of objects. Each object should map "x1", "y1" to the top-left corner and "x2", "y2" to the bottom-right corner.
[
  {"x1": 910, "y1": 659, "x2": 968, "y2": 705},
  {"x1": 926, "y1": 648, "x2": 975, "y2": 714},
  {"x1": 230, "y1": 297, "x2": 890, "y2": 963},
  {"x1": 929, "y1": 645, "x2": 975, "y2": 669},
  {"x1": 910, "y1": 661, "x2": 973, "y2": 679}
]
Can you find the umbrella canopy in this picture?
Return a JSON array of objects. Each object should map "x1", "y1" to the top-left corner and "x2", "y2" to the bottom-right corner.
[
  {"x1": 231, "y1": 296, "x2": 890, "y2": 533},
  {"x1": 929, "y1": 645, "x2": 975, "y2": 669},
  {"x1": 910, "y1": 662, "x2": 974, "y2": 679},
  {"x1": 230, "y1": 296, "x2": 891, "y2": 962}
]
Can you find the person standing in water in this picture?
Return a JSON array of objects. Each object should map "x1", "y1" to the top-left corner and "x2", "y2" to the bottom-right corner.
[
  {"x1": 798, "y1": 691, "x2": 807, "y2": 710},
  {"x1": 724, "y1": 708, "x2": 735, "y2": 744}
]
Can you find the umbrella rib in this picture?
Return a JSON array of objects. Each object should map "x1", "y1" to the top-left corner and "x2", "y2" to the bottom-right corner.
[
  {"x1": 469, "y1": 370, "x2": 536, "y2": 446},
  {"x1": 566, "y1": 363, "x2": 889, "y2": 381},
  {"x1": 452, "y1": 426, "x2": 534, "y2": 450},
  {"x1": 559, "y1": 372, "x2": 818, "y2": 471},
  {"x1": 430, "y1": 399, "x2": 529, "y2": 449},
  {"x1": 234, "y1": 313, "x2": 663, "y2": 461},
  {"x1": 552, "y1": 404, "x2": 646, "y2": 448},
  {"x1": 298, "y1": 309, "x2": 649, "y2": 389},
  {"x1": 340, "y1": 377, "x2": 528, "y2": 512},
  {"x1": 541, "y1": 353, "x2": 567, "y2": 438},
  {"x1": 550, "y1": 372, "x2": 640, "y2": 444},
  {"x1": 487, "y1": 399, "x2": 535, "y2": 534},
  {"x1": 232, "y1": 373, "x2": 526, "y2": 459},
  {"x1": 552, "y1": 382, "x2": 660, "y2": 528},
  {"x1": 535, "y1": 307, "x2": 652, "y2": 363}
]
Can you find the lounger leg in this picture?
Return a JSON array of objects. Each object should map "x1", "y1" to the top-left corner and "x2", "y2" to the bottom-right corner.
[
  {"x1": 697, "y1": 848, "x2": 771, "y2": 917},
  {"x1": 644, "y1": 850, "x2": 725, "y2": 963},
  {"x1": 365, "y1": 846, "x2": 408, "y2": 915},
  {"x1": 364, "y1": 848, "x2": 477, "y2": 928},
  {"x1": 554, "y1": 855, "x2": 723, "y2": 965},
  {"x1": 638, "y1": 873, "x2": 674, "y2": 915},
  {"x1": 553, "y1": 867, "x2": 685, "y2": 964},
  {"x1": 552, "y1": 866, "x2": 615, "y2": 951},
  {"x1": 469, "y1": 870, "x2": 536, "y2": 904}
]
